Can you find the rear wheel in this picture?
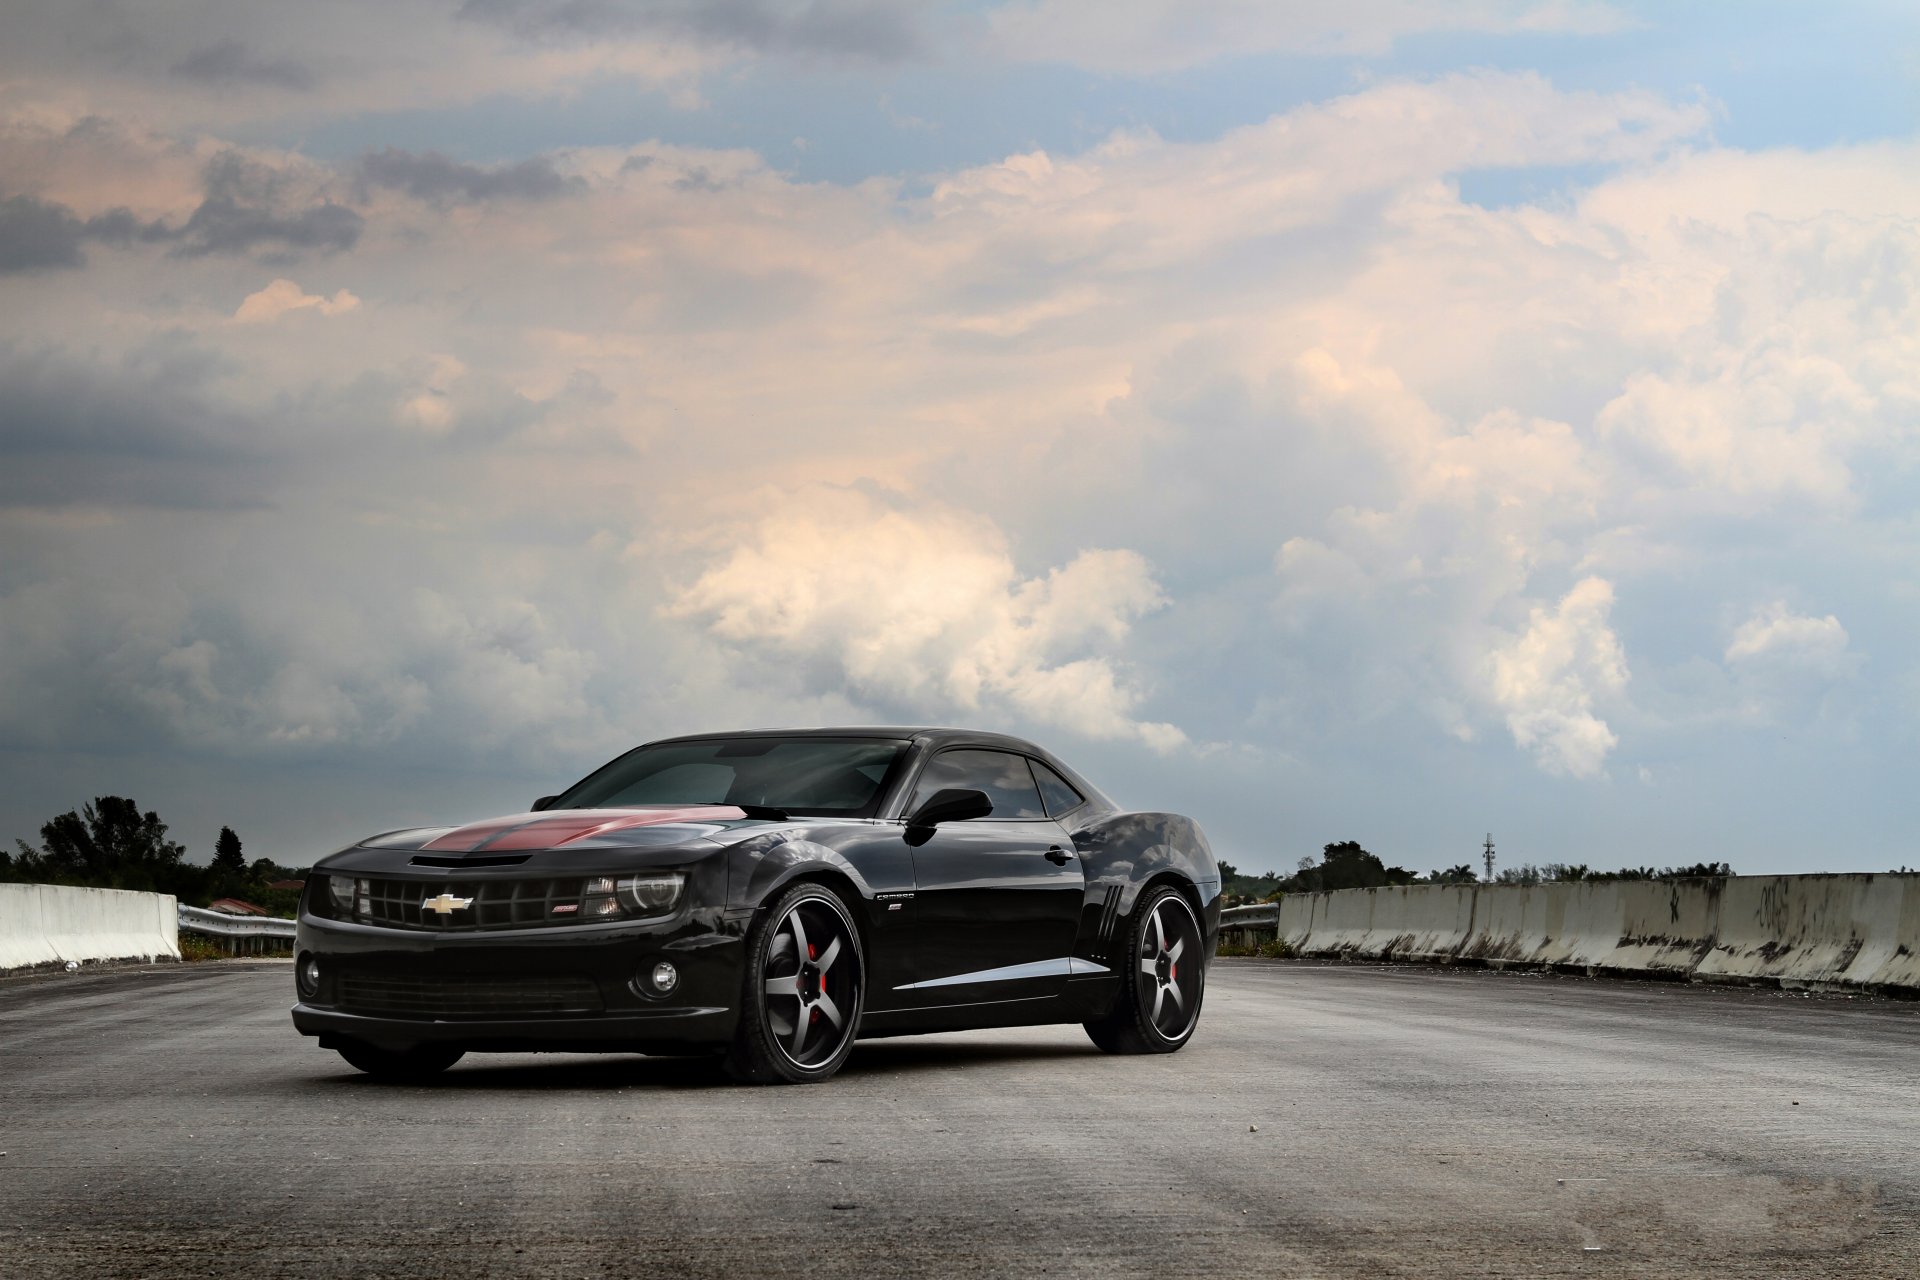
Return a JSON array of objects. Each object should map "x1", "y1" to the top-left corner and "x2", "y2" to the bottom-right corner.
[
  {"x1": 724, "y1": 883, "x2": 866, "y2": 1084},
  {"x1": 1084, "y1": 885, "x2": 1205, "y2": 1054},
  {"x1": 336, "y1": 1042, "x2": 465, "y2": 1081}
]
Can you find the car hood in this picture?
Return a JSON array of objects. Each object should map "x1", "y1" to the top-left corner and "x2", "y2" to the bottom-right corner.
[{"x1": 353, "y1": 806, "x2": 769, "y2": 856}]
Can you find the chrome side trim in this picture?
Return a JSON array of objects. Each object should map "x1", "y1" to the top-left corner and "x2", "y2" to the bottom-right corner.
[{"x1": 895, "y1": 956, "x2": 1108, "y2": 991}]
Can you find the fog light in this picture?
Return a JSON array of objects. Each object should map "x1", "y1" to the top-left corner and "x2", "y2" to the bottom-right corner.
[
  {"x1": 297, "y1": 954, "x2": 321, "y2": 999},
  {"x1": 650, "y1": 961, "x2": 678, "y2": 994}
]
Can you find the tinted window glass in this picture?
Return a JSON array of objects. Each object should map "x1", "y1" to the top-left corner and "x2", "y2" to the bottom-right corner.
[
  {"x1": 555, "y1": 739, "x2": 906, "y2": 817},
  {"x1": 1029, "y1": 759, "x2": 1085, "y2": 817},
  {"x1": 909, "y1": 749, "x2": 1046, "y2": 820}
]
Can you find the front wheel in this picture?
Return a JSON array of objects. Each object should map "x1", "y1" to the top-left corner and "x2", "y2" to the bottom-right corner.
[
  {"x1": 336, "y1": 1042, "x2": 465, "y2": 1081},
  {"x1": 723, "y1": 883, "x2": 866, "y2": 1084},
  {"x1": 1084, "y1": 885, "x2": 1206, "y2": 1054}
]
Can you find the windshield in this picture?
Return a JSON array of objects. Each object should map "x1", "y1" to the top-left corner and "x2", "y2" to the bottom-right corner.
[{"x1": 552, "y1": 738, "x2": 909, "y2": 818}]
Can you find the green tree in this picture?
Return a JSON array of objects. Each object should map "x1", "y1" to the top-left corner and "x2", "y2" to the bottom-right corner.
[
  {"x1": 212, "y1": 826, "x2": 245, "y2": 876},
  {"x1": 12, "y1": 797, "x2": 192, "y2": 894},
  {"x1": 1427, "y1": 864, "x2": 1478, "y2": 885},
  {"x1": 1284, "y1": 841, "x2": 1416, "y2": 892}
]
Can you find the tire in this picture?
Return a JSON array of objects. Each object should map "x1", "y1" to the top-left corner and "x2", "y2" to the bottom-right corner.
[
  {"x1": 336, "y1": 1041, "x2": 465, "y2": 1081},
  {"x1": 723, "y1": 882, "x2": 866, "y2": 1085},
  {"x1": 1084, "y1": 884, "x2": 1206, "y2": 1054}
]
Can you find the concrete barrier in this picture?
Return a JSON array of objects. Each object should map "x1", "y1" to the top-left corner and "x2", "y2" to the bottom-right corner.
[
  {"x1": 0, "y1": 883, "x2": 181, "y2": 972},
  {"x1": 1254, "y1": 873, "x2": 1920, "y2": 997}
]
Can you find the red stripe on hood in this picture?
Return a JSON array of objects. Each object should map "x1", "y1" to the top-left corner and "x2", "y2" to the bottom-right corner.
[{"x1": 422, "y1": 806, "x2": 746, "y2": 852}]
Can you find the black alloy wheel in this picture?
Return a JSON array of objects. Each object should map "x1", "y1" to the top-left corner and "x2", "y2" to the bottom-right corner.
[
  {"x1": 1083, "y1": 884, "x2": 1205, "y2": 1054},
  {"x1": 724, "y1": 882, "x2": 866, "y2": 1084},
  {"x1": 336, "y1": 1042, "x2": 466, "y2": 1081}
]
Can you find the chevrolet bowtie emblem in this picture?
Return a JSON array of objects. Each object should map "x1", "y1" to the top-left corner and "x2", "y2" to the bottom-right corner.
[{"x1": 422, "y1": 893, "x2": 474, "y2": 916}]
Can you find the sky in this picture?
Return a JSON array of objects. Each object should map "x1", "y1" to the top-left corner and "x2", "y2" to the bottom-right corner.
[{"x1": 2, "y1": 1, "x2": 1918, "y2": 878}]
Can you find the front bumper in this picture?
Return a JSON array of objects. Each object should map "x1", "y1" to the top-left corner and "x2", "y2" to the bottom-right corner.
[{"x1": 290, "y1": 910, "x2": 745, "y2": 1053}]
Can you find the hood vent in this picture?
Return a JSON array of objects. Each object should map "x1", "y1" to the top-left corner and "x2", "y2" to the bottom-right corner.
[{"x1": 409, "y1": 853, "x2": 534, "y2": 868}]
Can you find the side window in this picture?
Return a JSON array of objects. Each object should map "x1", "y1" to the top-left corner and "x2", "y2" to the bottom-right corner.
[
  {"x1": 1029, "y1": 759, "x2": 1085, "y2": 817},
  {"x1": 909, "y1": 749, "x2": 1047, "y2": 820}
]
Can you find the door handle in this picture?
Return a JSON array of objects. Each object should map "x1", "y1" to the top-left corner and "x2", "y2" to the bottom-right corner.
[{"x1": 1044, "y1": 846, "x2": 1073, "y2": 865}]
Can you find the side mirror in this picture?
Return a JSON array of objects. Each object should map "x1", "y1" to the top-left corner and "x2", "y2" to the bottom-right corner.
[
  {"x1": 530, "y1": 795, "x2": 558, "y2": 812},
  {"x1": 907, "y1": 788, "x2": 993, "y2": 827}
]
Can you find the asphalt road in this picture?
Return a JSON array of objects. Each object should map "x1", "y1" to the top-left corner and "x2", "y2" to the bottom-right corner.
[{"x1": 2, "y1": 959, "x2": 1916, "y2": 1279}]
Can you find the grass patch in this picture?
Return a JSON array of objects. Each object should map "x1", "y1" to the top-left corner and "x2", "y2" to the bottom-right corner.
[
  {"x1": 1216, "y1": 938, "x2": 1295, "y2": 959},
  {"x1": 178, "y1": 934, "x2": 228, "y2": 962}
]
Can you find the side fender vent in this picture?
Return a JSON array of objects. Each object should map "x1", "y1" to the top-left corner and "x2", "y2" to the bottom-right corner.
[{"x1": 1097, "y1": 883, "x2": 1124, "y2": 962}]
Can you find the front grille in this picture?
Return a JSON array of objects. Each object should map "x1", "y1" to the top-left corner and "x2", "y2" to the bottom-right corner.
[
  {"x1": 365, "y1": 877, "x2": 593, "y2": 931},
  {"x1": 337, "y1": 972, "x2": 605, "y2": 1018}
]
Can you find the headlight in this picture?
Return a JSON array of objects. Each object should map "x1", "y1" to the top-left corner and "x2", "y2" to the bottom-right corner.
[
  {"x1": 578, "y1": 872, "x2": 684, "y2": 920},
  {"x1": 325, "y1": 874, "x2": 369, "y2": 921},
  {"x1": 617, "y1": 872, "x2": 684, "y2": 916}
]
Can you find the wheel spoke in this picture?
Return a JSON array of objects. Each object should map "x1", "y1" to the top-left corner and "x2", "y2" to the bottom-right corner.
[
  {"x1": 1147, "y1": 905, "x2": 1162, "y2": 957},
  {"x1": 769, "y1": 930, "x2": 795, "y2": 965},
  {"x1": 816, "y1": 991, "x2": 844, "y2": 1029},
  {"x1": 790, "y1": 1005, "x2": 810, "y2": 1056},
  {"x1": 1138, "y1": 957, "x2": 1158, "y2": 976},
  {"x1": 764, "y1": 974, "x2": 800, "y2": 998},
  {"x1": 1151, "y1": 982, "x2": 1165, "y2": 1024},
  {"x1": 1164, "y1": 981, "x2": 1185, "y2": 1013},
  {"x1": 1168, "y1": 936, "x2": 1185, "y2": 963},
  {"x1": 788, "y1": 909, "x2": 811, "y2": 963},
  {"x1": 816, "y1": 936, "x2": 841, "y2": 974}
]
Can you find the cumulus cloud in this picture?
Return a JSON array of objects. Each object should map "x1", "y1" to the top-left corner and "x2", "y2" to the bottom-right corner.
[
  {"x1": 1726, "y1": 604, "x2": 1853, "y2": 676},
  {"x1": 1487, "y1": 578, "x2": 1628, "y2": 778},
  {"x1": 232, "y1": 278, "x2": 361, "y2": 323},
  {"x1": 6, "y1": 63, "x2": 1920, "y2": 870},
  {"x1": 665, "y1": 487, "x2": 1185, "y2": 750}
]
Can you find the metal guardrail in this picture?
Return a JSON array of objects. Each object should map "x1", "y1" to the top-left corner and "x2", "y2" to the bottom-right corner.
[
  {"x1": 178, "y1": 904, "x2": 298, "y2": 939},
  {"x1": 1219, "y1": 903, "x2": 1279, "y2": 926}
]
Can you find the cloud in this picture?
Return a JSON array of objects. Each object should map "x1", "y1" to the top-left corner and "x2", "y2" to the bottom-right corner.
[
  {"x1": 172, "y1": 153, "x2": 363, "y2": 256},
  {"x1": 5, "y1": 65, "x2": 1920, "y2": 874},
  {"x1": 665, "y1": 486, "x2": 1185, "y2": 750},
  {"x1": 987, "y1": 0, "x2": 1630, "y2": 72},
  {"x1": 359, "y1": 149, "x2": 576, "y2": 204},
  {"x1": 232, "y1": 279, "x2": 361, "y2": 323},
  {"x1": 1726, "y1": 603, "x2": 1852, "y2": 676},
  {"x1": 458, "y1": 0, "x2": 929, "y2": 62},
  {"x1": 400, "y1": 356, "x2": 469, "y2": 433},
  {"x1": 1, "y1": 147, "x2": 361, "y2": 267},
  {"x1": 171, "y1": 40, "x2": 317, "y2": 91},
  {"x1": 0, "y1": 195, "x2": 87, "y2": 273},
  {"x1": 0, "y1": 194, "x2": 175, "y2": 274},
  {"x1": 0, "y1": 2, "x2": 719, "y2": 132},
  {"x1": 0, "y1": 337, "x2": 265, "y2": 511},
  {"x1": 1487, "y1": 578, "x2": 1628, "y2": 779}
]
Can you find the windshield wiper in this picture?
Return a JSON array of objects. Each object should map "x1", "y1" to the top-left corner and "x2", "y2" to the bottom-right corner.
[{"x1": 735, "y1": 804, "x2": 790, "y2": 821}]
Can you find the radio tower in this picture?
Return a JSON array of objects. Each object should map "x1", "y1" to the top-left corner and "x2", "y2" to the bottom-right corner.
[{"x1": 1482, "y1": 833, "x2": 1496, "y2": 883}]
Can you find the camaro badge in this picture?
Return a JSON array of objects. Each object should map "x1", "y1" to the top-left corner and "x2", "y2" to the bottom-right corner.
[{"x1": 422, "y1": 893, "x2": 474, "y2": 916}]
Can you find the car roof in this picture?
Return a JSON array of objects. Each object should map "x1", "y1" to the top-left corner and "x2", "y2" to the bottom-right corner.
[
  {"x1": 645, "y1": 725, "x2": 1045, "y2": 753},
  {"x1": 635, "y1": 726, "x2": 1115, "y2": 815}
]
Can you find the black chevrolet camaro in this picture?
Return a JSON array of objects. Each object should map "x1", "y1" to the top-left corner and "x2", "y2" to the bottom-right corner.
[{"x1": 292, "y1": 727, "x2": 1219, "y2": 1084}]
